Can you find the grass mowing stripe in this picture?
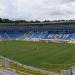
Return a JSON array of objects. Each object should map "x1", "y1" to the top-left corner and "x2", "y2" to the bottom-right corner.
[{"x1": 0, "y1": 41, "x2": 75, "y2": 70}]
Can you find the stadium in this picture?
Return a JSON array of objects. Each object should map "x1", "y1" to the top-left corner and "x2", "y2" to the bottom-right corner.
[
  {"x1": 0, "y1": 21, "x2": 75, "y2": 75},
  {"x1": 0, "y1": 21, "x2": 75, "y2": 43}
]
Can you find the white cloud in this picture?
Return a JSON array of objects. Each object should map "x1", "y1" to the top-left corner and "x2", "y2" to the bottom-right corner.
[{"x1": 0, "y1": 0, "x2": 75, "y2": 20}]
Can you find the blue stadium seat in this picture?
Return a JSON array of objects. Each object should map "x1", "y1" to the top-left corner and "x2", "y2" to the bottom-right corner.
[
  {"x1": 30, "y1": 32, "x2": 41, "y2": 38},
  {"x1": 6, "y1": 32, "x2": 25, "y2": 38},
  {"x1": 0, "y1": 31, "x2": 74, "y2": 42},
  {"x1": 70, "y1": 34, "x2": 75, "y2": 39}
]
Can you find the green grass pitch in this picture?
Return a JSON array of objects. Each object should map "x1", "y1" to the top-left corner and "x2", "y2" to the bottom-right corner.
[{"x1": 0, "y1": 41, "x2": 75, "y2": 69}]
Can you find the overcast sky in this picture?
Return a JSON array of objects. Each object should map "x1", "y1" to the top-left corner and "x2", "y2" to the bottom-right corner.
[{"x1": 0, "y1": 0, "x2": 75, "y2": 21}]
